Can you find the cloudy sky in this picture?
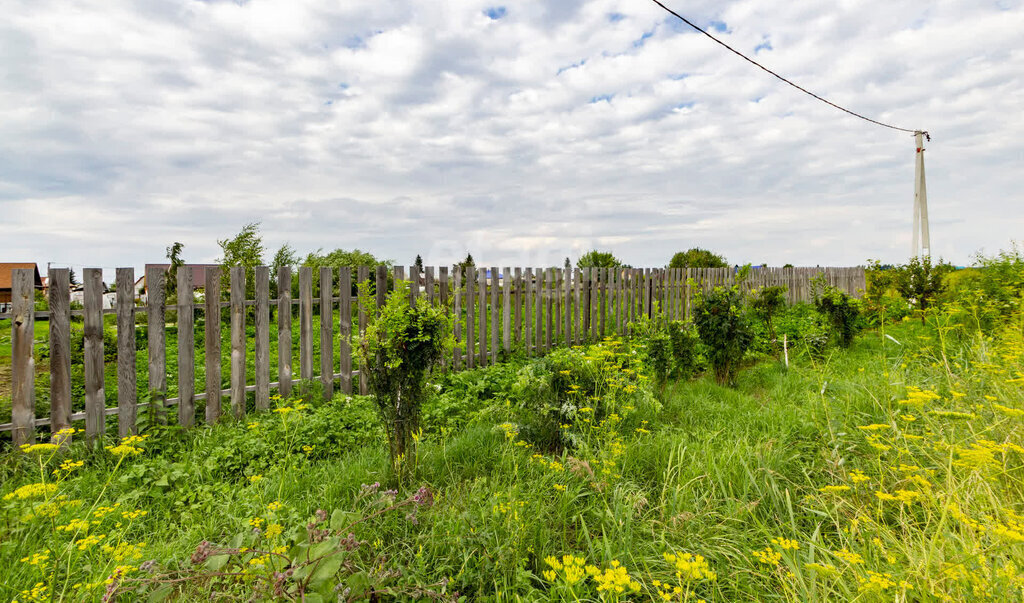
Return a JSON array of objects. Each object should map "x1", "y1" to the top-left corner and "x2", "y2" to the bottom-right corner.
[{"x1": 2, "y1": 0, "x2": 1022, "y2": 276}]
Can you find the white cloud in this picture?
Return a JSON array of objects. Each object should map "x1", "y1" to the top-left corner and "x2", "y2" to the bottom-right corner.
[{"x1": 1, "y1": 0, "x2": 1022, "y2": 278}]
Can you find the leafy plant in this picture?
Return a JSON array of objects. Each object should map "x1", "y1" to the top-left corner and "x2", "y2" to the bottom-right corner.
[
  {"x1": 576, "y1": 250, "x2": 622, "y2": 269},
  {"x1": 892, "y1": 255, "x2": 954, "y2": 323},
  {"x1": 667, "y1": 321, "x2": 701, "y2": 378},
  {"x1": 812, "y1": 276, "x2": 862, "y2": 348},
  {"x1": 357, "y1": 281, "x2": 450, "y2": 483},
  {"x1": 668, "y1": 248, "x2": 728, "y2": 269},
  {"x1": 691, "y1": 285, "x2": 754, "y2": 385},
  {"x1": 749, "y1": 285, "x2": 787, "y2": 345}
]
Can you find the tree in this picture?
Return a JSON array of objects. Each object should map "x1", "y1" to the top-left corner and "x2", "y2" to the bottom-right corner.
[
  {"x1": 301, "y1": 248, "x2": 391, "y2": 298},
  {"x1": 413, "y1": 254, "x2": 424, "y2": 274},
  {"x1": 669, "y1": 248, "x2": 728, "y2": 270},
  {"x1": 892, "y1": 255, "x2": 954, "y2": 323},
  {"x1": 576, "y1": 250, "x2": 621, "y2": 269},
  {"x1": 564, "y1": 257, "x2": 571, "y2": 269},
  {"x1": 165, "y1": 242, "x2": 185, "y2": 297},
  {"x1": 68, "y1": 268, "x2": 80, "y2": 287},
  {"x1": 456, "y1": 253, "x2": 475, "y2": 275},
  {"x1": 692, "y1": 286, "x2": 754, "y2": 385},
  {"x1": 217, "y1": 222, "x2": 265, "y2": 298},
  {"x1": 270, "y1": 243, "x2": 299, "y2": 297}
]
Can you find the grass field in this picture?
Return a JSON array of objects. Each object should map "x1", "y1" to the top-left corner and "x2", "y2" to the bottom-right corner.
[{"x1": 2, "y1": 306, "x2": 1022, "y2": 601}]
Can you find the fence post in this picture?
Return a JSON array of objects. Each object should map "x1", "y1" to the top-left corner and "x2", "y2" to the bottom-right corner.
[
  {"x1": 299, "y1": 266, "x2": 313, "y2": 390},
  {"x1": 116, "y1": 268, "x2": 137, "y2": 438},
  {"x1": 146, "y1": 266, "x2": 167, "y2": 424},
  {"x1": 177, "y1": 267, "x2": 195, "y2": 428},
  {"x1": 514, "y1": 268, "x2": 523, "y2": 345},
  {"x1": 535, "y1": 268, "x2": 544, "y2": 353},
  {"x1": 230, "y1": 266, "x2": 247, "y2": 419},
  {"x1": 48, "y1": 268, "x2": 71, "y2": 440},
  {"x1": 11, "y1": 269, "x2": 35, "y2": 446},
  {"x1": 466, "y1": 267, "x2": 475, "y2": 368},
  {"x1": 255, "y1": 266, "x2": 270, "y2": 410},
  {"x1": 452, "y1": 267, "x2": 462, "y2": 370},
  {"x1": 319, "y1": 266, "x2": 334, "y2": 401},
  {"x1": 357, "y1": 266, "x2": 369, "y2": 393},
  {"x1": 502, "y1": 267, "x2": 511, "y2": 354},
  {"x1": 84, "y1": 268, "x2": 105, "y2": 443},
  {"x1": 490, "y1": 266, "x2": 499, "y2": 363},
  {"x1": 277, "y1": 267, "x2": 293, "y2": 399},
  {"x1": 339, "y1": 267, "x2": 352, "y2": 395},
  {"x1": 205, "y1": 267, "x2": 222, "y2": 422},
  {"x1": 477, "y1": 267, "x2": 487, "y2": 366}
]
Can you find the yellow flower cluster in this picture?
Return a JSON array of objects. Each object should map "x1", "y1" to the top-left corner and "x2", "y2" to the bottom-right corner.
[
  {"x1": 75, "y1": 533, "x2": 106, "y2": 550},
  {"x1": 804, "y1": 562, "x2": 838, "y2": 576},
  {"x1": 771, "y1": 537, "x2": 799, "y2": 551},
  {"x1": 100, "y1": 541, "x2": 146, "y2": 562},
  {"x1": 818, "y1": 485, "x2": 851, "y2": 494},
  {"x1": 3, "y1": 482, "x2": 58, "y2": 501},
  {"x1": 898, "y1": 386, "x2": 941, "y2": 407},
  {"x1": 542, "y1": 555, "x2": 586, "y2": 585},
  {"x1": 857, "y1": 570, "x2": 912, "y2": 592},
  {"x1": 105, "y1": 435, "x2": 149, "y2": 457},
  {"x1": 20, "y1": 551, "x2": 50, "y2": 567},
  {"x1": 54, "y1": 459, "x2": 84, "y2": 475},
  {"x1": 832, "y1": 548, "x2": 864, "y2": 565},
  {"x1": 20, "y1": 443, "x2": 59, "y2": 454},
  {"x1": 752, "y1": 547, "x2": 781, "y2": 566},
  {"x1": 665, "y1": 552, "x2": 716, "y2": 581},
  {"x1": 264, "y1": 523, "x2": 284, "y2": 538},
  {"x1": 591, "y1": 560, "x2": 642, "y2": 594},
  {"x1": 17, "y1": 582, "x2": 49, "y2": 602}
]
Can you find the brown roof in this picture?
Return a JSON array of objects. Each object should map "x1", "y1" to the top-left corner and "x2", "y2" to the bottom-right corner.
[{"x1": 0, "y1": 263, "x2": 43, "y2": 290}]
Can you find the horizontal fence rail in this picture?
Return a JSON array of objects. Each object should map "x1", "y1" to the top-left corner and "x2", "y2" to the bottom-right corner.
[{"x1": 0, "y1": 265, "x2": 865, "y2": 444}]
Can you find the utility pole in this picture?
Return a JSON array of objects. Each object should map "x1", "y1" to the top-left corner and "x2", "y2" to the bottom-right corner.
[{"x1": 911, "y1": 131, "x2": 930, "y2": 258}]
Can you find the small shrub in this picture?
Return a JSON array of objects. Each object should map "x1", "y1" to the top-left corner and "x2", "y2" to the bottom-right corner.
[
  {"x1": 692, "y1": 286, "x2": 754, "y2": 385},
  {"x1": 749, "y1": 285, "x2": 787, "y2": 346},
  {"x1": 667, "y1": 320, "x2": 701, "y2": 378},
  {"x1": 812, "y1": 277, "x2": 862, "y2": 348},
  {"x1": 892, "y1": 255, "x2": 954, "y2": 323},
  {"x1": 357, "y1": 281, "x2": 450, "y2": 483}
]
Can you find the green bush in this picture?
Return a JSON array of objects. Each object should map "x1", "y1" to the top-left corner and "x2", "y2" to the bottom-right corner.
[
  {"x1": 749, "y1": 285, "x2": 787, "y2": 345},
  {"x1": 667, "y1": 320, "x2": 701, "y2": 378},
  {"x1": 812, "y1": 277, "x2": 862, "y2": 348},
  {"x1": 357, "y1": 281, "x2": 450, "y2": 482},
  {"x1": 692, "y1": 286, "x2": 754, "y2": 385}
]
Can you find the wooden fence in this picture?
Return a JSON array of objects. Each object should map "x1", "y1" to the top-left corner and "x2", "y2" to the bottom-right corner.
[{"x1": 0, "y1": 265, "x2": 864, "y2": 445}]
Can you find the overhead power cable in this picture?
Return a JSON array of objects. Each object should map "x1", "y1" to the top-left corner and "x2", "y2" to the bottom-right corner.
[{"x1": 649, "y1": 0, "x2": 925, "y2": 136}]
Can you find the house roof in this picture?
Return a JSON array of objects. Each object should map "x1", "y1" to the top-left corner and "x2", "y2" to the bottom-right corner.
[{"x1": 0, "y1": 263, "x2": 43, "y2": 290}]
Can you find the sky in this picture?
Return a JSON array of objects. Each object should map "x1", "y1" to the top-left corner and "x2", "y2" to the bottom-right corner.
[{"x1": 2, "y1": 0, "x2": 1023, "y2": 278}]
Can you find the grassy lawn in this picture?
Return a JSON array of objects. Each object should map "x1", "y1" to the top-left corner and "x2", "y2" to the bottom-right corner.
[{"x1": 1, "y1": 311, "x2": 1022, "y2": 601}]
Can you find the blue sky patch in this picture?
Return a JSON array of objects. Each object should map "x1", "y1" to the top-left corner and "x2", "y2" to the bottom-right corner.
[
  {"x1": 484, "y1": 6, "x2": 506, "y2": 20},
  {"x1": 708, "y1": 20, "x2": 729, "y2": 33},
  {"x1": 755, "y1": 39, "x2": 772, "y2": 53},
  {"x1": 590, "y1": 94, "x2": 614, "y2": 103},
  {"x1": 607, "y1": 12, "x2": 625, "y2": 23},
  {"x1": 556, "y1": 59, "x2": 586, "y2": 75},
  {"x1": 633, "y1": 29, "x2": 655, "y2": 47}
]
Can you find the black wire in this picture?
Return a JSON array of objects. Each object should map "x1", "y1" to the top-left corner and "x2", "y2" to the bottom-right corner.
[{"x1": 649, "y1": 0, "x2": 925, "y2": 136}]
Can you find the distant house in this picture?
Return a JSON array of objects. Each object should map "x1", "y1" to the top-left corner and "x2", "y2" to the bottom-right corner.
[
  {"x1": 141, "y1": 264, "x2": 222, "y2": 293},
  {"x1": 0, "y1": 263, "x2": 43, "y2": 311}
]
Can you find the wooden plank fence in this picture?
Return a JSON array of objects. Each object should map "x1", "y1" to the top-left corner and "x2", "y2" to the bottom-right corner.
[{"x1": 0, "y1": 265, "x2": 864, "y2": 443}]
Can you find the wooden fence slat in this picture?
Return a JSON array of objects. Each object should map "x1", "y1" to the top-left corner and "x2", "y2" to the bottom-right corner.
[
  {"x1": 375, "y1": 265, "x2": 387, "y2": 310},
  {"x1": 490, "y1": 266, "x2": 499, "y2": 362},
  {"x1": 255, "y1": 266, "x2": 270, "y2": 410},
  {"x1": 524, "y1": 268, "x2": 533, "y2": 355},
  {"x1": 598, "y1": 268, "x2": 607, "y2": 336},
  {"x1": 574, "y1": 267, "x2": 582, "y2": 344},
  {"x1": 453, "y1": 267, "x2": 462, "y2": 369},
  {"x1": 177, "y1": 267, "x2": 195, "y2": 428},
  {"x1": 206, "y1": 267, "x2": 222, "y2": 422},
  {"x1": 357, "y1": 266, "x2": 369, "y2": 393},
  {"x1": 11, "y1": 269, "x2": 35, "y2": 446},
  {"x1": 410, "y1": 265, "x2": 420, "y2": 301},
  {"x1": 339, "y1": 267, "x2": 352, "y2": 394},
  {"x1": 116, "y1": 268, "x2": 136, "y2": 437},
  {"x1": 502, "y1": 267, "x2": 511, "y2": 354},
  {"x1": 466, "y1": 267, "x2": 475, "y2": 368},
  {"x1": 545, "y1": 268, "x2": 553, "y2": 351},
  {"x1": 277, "y1": 267, "x2": 293, "y2": 399},
  {"x1": 425, "y1": 266, "x2": 435, "y2": 305},
  {"x1": 230, "y1": 266, "x2": 247, "y2": 419},
  {"x1": 580, "y1": 267, "x2": 590, "y2": 339},
  {"x1": 564, "y1": 267, "x2": 572, "y2": 344},
  {"x1": 319, "y1": 266, "x2": 334, "y2": 401},
  {"x1": 554, "y1": 268, "x2": 561, "y2": 342},
  {"x1": 299, "y1": 266, "x2": 313, "y2": 388},
  {"x1": 438, "y1": 267, "x2": 448, "y2": 307},
  {"x1": 478, "y1": 267, "x2": 487, "y2": 366},
  {"x1": 83, "y1": 269, "x2": 105, "y2": 442},
  {"x1": 514, "y1": 268, "x2": 522, "y2": 345},
  {"x1": 590, "y1": 268, "x2": 600, "y2": 340},
  {"x1": 48, "y1": 268, "x2": 71, "y2": 439},
  {"x1": 535, "y1": 267, "x2": 543, "y2": 353},
  {"x1": 146, "y1": 266, "x2": 167, "y2": 423}
]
